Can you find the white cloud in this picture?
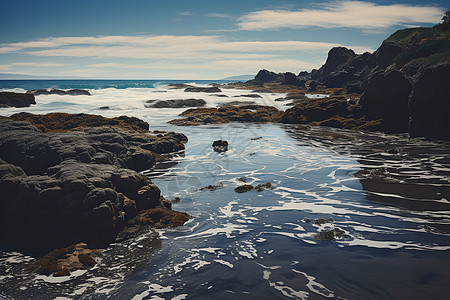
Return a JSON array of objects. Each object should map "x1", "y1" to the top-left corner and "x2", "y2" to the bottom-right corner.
[
  {"x1": 237, "y1": 1, "x2": 444, "y2": 30},
  {"x1": 207, "y1": 13, "x2": 234, "y2": 18},
  {"x1": 178, "y1": 11, "x2": 192, "y2": 16}
]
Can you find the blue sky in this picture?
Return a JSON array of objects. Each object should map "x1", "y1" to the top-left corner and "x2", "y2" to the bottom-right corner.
[{"x1": 0, "y1": 0, "x2": 447, "y2": 79}]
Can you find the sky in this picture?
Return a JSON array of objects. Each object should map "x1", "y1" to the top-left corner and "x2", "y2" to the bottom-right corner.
[{"x1": 0, "y1": 0, "x2": 447, "y2": 79}]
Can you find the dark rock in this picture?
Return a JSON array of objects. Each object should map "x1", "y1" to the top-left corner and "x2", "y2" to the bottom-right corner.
[
  {"x1": 145, "y1": 99, "x2": 206, "y2": 108},
  {"x1": 232, "y1": 94, "x2": 262, "y2": 98},
  {"x1": 167, "y1": 83, "x2": 195, "y2": 89},
  {"x1": 409, "y1": 63, "x2": 450, "y2": 139},
  {"x1": 323, "y1": 71, "x2": 360, "y2": 88},
  {"x1": 218, "y1": 101, "x2": 256, "y2": 107},
  {"x1": 27, "y1": 243, "x2": 100, "y2": 276},
  {"x1": 282, "y1": 72, "x2": 306, "y2": 88},
  {"x1": 254, "y1": 69, "x2": 285, "y2": 83},
  {"x1": 0, "y1": 92, "x2": 36, "y2": 108},
  {"x1": 255, "y1": 182, "x2": 273, "y2": 192},
  {"x1": 0, "y1": 115, "x2": 188, "y2": 250},
  {"x1": 198, "y1": 182, "x2": 224, "y2": 191},
  {"x1": 235, "y1": 184, "x2": 254, "y2": 193},
  {"x1": 211, "y1": 94, "x2": 228, "y2": 97},
  {"x1": 311, "y1": 47, "x2": 356, "y2": 80},
  {"x1": 212, "y1": 140, "x2": 228, "y2": 152},
  {"x1": 67, "y1": 89, "x2": 91, "y2": 96},
  {"x1": 184, "y1": 87, "x2": 221, "y2": 93},
  {"x1": 308, "y1": 81, "x2": 318, "y2": 92},
  {"x1": 359, "y1": 70, "x2": 412, "y2": 133},
  {"x1": 315, "y1": 228, "x2": 348, "y2": 241},
  {"x1": 99, "y1": 106, "x2": 110, "y2": 110},
  {"x1": 26, "y1": 89, "x2": 91, "y2": 96},
  {"x1": 168, "y1": 105, "x2": 283, "y2": 126}
]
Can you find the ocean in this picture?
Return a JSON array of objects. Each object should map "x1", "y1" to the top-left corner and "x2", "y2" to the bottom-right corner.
[{"x1": 1, "y1": 80, "x2": 450, "y2": 299}]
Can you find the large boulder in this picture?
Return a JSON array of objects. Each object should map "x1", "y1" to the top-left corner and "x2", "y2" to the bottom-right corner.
[
  {"x1": 0, "y1": 92, "x2": 36, "y2": 108},
  {"x1": 359, "y1": 70, "x2": 412, "y2": 133},
  {"x1": 408, "y1": 63, "x2": 450, "y2": 139},
  {"x1": 0, "y1": 114, "x2": 189, "y2": 250}
]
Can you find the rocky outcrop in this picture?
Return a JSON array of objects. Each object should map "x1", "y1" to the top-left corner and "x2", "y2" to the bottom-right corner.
[
  {"x1": 0, "y1": 92, "x2": 36, "y2": 108},
  {"x1": 168, "y1": 105, "x2": 283, "y2": 126},
  {"x1": 409, "y1": 63, "x2": 450, "y2": 139},
  {"x1": 281, "y1": 96, "x2": 383, "y2": 131},
  {"x1": 253, "y1": 69, "x2": 285, "y2": 83},
  {"x1": 27, "y1": 89, "x2": 91, "y2": 96},
  {"x1": 6, "y1": 112, "x2": 149, "y2": 132},
  {"x1": 145, "y1": 99, "x2": 206, "y2": 108},
  {"x1": 311, "y1": 47, "x2": 357, "y2": 80},
  {"x1": 184, "y1": 86, "x2": 221, "y2": 93},
  {"x1": 0, "y1": 114, "x2": 188, "y2": 250},
  {"x1": 359, "y1": 69, "x2": 412, "y2": 133}
]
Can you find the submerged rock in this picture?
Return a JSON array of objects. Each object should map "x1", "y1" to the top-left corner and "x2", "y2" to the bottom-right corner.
[
  {"x1": 0, "y1": 92, "x2": 36, "y2": 108},
  {"x1": 255, "y1": 182, "x2": 273, "y2": 192},
  {"x1": 232, "y1": 94, "x2": 262, "y2": 98}
]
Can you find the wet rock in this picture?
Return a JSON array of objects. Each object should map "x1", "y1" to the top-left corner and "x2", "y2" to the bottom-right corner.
[
  {"x1": 167, "y1": 83, "x2": 195, "y2": 89},
  {"x1": 211, "y1": 94, "x2": 228, "y2": 97},
  {"x1": 145, "y1": 99, "x2": 206, "y2": 108},
  {"x1": 131, "y1": 207, "x2": 190, "y2": 228},
  {"x1": 255, "y1": 182, "x2": 273, "y2": 192},
  {"x1": 315, "y1": 228, "x2": 347, "y2": 241},
  {"x1": 408, "y1": 62, "x2": 450, "y2": 140},
  {"x1": 168, "y1": 105, "x2": 283, "y2": 126},
  {"x1": 99, "y1": 106, "x2": 110, "y2": 110},
  {"x1": 212, "y1": 140, "x2": 228, "y2": 152},
  {"x1": 198, "y1": 182, "x2": 224, "y2": 191},
  {"x1": 232, "y1": 94, "x2": 262, "y2": 98},
  {"x1": 0, "y1": 92, "x2": 36, "y2": 108},
  {"x1": 218, "y1": 101, "x2": 256, "y2": 107},
  {"x1": 184, "y1": 86, "x2": 221, "y2": 93},
  {"x1": 26, "y1": 89, "x2": 91, "y2": 96},
  {"x1": 27, "y1": 243, "x2": 100, "y2": 276},
  {"x1": 237, "y1": 177, "x2": 248, "y2": 182},
  {"x1": 235, "y1": 184, "x2": 254, "y2": 193},
  {"x1": 7, "y1": 112, "x2": 150, "y2": 132},
  {"x1": 359, "y1": 70, "x2": 412, "y2": 133},
  {"x1": 0, "y1": 115, "x2": 188, "y2": 250}
]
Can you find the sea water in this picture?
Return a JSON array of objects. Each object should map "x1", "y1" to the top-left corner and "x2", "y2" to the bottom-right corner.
[{"x1": 0, "y1": 80, "x2": 449, "y2": 299}]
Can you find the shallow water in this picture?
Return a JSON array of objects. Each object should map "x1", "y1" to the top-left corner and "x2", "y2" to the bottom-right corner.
[{"x1": 1, "y1": 82, "x2": 450, "y2": 299}]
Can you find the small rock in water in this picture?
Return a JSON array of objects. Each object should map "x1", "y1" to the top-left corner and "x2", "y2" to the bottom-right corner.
[
  {"x1": 212, "y1": 140, "x2": 228, "y2": 152},
  {"x1": 235, "y1": 184, "x2": 254, "y2": 193},
  {"x1": 315, "y1": 228, "x2": 348, "y2": 241},
  {"x1": 171, "y1": 197, "x2": 181, "y2": 203},
  {"x1": 198, "y1": 182, "x2": 224, "y2": 191},
  {"x1": 255, "y1": 182, "x2": 273, "y2": 192},
  {"x1": 237, "y1": 177, "x2": 248, "y2": 182},
  {"x1": 251, "y1": 136, "x2": 263, "y2": 140},
  {"x1": 99, "y1": 106, "x2": 110, "y2": 110}
]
